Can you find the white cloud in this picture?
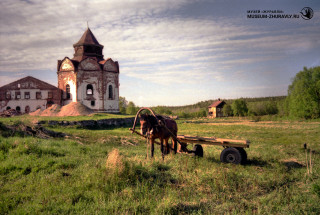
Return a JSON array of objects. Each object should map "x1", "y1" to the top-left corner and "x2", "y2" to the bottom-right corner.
[{"x1": 0, "y1": 0, "x2": 319, "y2": 105}]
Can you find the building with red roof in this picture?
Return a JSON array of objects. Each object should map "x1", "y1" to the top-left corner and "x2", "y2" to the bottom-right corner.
[{"x1": 208, "y1": 99, "x2": 226, "y2": 118}]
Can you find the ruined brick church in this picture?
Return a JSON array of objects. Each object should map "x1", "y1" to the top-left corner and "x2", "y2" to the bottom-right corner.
[{"x1": 0, "y1": 28, "x2": 120, "y2": 113}]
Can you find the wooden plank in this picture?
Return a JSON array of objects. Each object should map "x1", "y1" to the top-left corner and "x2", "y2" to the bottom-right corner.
[
  {"x1": 177, "y1": 135, "x2": 250, "y2": 148},
  {"x1": 179, "y1": 140, "x2": 249, "y2": 148}
]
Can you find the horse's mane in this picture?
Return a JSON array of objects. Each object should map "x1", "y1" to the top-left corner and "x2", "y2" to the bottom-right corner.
[{"x1": 140, "y1": 114, "x2": 172, "y2": 125}]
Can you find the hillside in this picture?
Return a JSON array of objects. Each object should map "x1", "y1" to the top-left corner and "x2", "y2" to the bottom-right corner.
[{"x1": 150, "y1": 96, "x2": 287, "y2": 117}]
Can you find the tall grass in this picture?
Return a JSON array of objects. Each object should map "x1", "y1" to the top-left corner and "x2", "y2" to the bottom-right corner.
[{"x1": 0, "y1": 117, "x2": 319, "y2": 214}]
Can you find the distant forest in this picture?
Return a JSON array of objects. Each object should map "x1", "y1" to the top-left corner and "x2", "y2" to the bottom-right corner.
[
  {"x1": 150, "y1": 96, "x2": 287, "y2": 118},
  {"x1": 121, "y1": 66, "x2": 320, "y2": 119}
]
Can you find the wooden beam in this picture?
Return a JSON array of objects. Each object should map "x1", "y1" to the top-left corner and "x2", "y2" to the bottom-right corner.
[{"x1": 177, "y1": 135, "x2": 250, "y2": 148}]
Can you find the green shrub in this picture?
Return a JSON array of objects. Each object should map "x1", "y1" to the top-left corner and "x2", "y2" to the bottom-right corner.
[
  {"x1": 286, "y1": 66, "x2": 320, "y2": 119},
  {"x1": 232, "y1": 99, "x2": 248, "y2": 116}
]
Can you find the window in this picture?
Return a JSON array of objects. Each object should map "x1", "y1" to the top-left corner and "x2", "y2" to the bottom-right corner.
[
  {"x1": 86, "y1": 84, "x2": 93, "y2": 95},
  {"x1": 15, "y1": 92, "x2": 21, "y2": 99},
  {"x1": 91, "y1": 101, "x2": 95, "y2": 106},
  {"x1": 36, "y1": 92, "x2": 42, "y2": 99},
  {"x1": 16, "y1": 106, "x2": 21, "y2": 112},
  {"x1": 25, "y1": 106, "x2": 30, "y2": 113},
  {"x1": 6, "y1": 106, "x2": 11, "y2": 110},
  {"x1": 6, "y1": 91, "x2": 11, "y2": 99},
  {"x1": 24, "y1": 92, "x2": 30, "y2": 99},
  {"x1": 48, "y1": 92, "x2": 53, "y2": 99},
  {"x1": 108, "y1": 85, "x2": 113, "y2": 99},
  {"x1": 66, "y1": 85, "x2": 70, "y2": 99}
]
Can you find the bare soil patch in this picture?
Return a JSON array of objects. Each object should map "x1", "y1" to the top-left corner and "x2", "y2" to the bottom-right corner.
[{"x1": 29, "y1": 102, "x2": 94, "y2": 117}]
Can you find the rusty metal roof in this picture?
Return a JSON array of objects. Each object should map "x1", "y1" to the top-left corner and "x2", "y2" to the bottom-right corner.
[
  {"x1": 208, "y1": 100, "x2": 225, "y2": 108},
  {"x1": 0, "y1": 76, "x2": 59, "y2": 90},
  {"x1": 73, "y1": 28, "x2": 103, "y2": 47}
]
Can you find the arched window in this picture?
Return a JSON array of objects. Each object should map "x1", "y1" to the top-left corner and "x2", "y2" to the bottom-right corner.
[
  {"x1": 6, "y1": 91, "x2": 11, "y2": 99},
  {"x1": 6, "y1": 106, "x2": 11, "y2": 110},
  {"x1": 108, "y1": 85, "x2": 113, "y2": 99},
  {"x1": 66, "y1": 84, "x2": 70, "y2": 99},
  {"x1": 47, "y1": 101, "x2": 54, "y2": 108},
  {"x1": 86, "y1": 84, "x2": 93, "y2": 95},
  {"x1": 16, "y1": 106, "x2": 21, "y2": 112},
  {"x1": 25, "y1": 106, "x2": 30, "y2": 113}
]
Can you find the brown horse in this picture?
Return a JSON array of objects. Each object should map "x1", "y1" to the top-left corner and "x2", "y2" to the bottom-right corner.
[{"x1": 140, "y1": 114, "x2": 178, "y2": 158}]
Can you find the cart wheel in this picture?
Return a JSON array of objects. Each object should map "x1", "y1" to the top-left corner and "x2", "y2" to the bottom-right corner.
[
  {"x1": 220, "y1": 147, "x2": 242, "y2": 164},
  {"x1": 192, "y1": 144, "x2": 203, "y2": 157},
  {"x1": 236, "y1": 147, "x2": 247, "y2": 164}
]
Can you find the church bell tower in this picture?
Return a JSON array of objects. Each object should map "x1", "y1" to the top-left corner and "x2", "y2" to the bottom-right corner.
[{"x1": 72, "y1": 28, "x2": 104, "y2": 61}]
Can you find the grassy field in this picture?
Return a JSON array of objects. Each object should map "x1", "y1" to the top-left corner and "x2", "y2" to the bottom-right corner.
[{"x1": 0, "y1": 116, "x2": 319, "y2": 214}]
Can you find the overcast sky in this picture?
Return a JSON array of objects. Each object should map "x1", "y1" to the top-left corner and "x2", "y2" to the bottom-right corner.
[{"x1": 0, "y1": 0, "x2": 319, "y2": 106}]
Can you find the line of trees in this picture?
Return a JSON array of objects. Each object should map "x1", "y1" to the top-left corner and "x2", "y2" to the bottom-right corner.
[{"x1": 119, "y1": 66, "x2": 319, "y2": 119}]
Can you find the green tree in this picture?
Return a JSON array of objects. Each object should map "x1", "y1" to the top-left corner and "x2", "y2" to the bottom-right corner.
[
  {"x1": 153, "y1": 106, "x2": 172, "y2": 115},
  {"x1": 223, "y1": 104, "x2": 233, "y2": 116},
  {"x1": 286, "y1": 66, "x2": 320, "y2": 119},
  {"x1": 232, "y1": 99, "x2": 248, "y2": 116},
  {"x1": 126, "y1": 101, "x2": 139, "y2": 115},
  {"x1": 119, "y1": 97, "x2": 128, "y2": 114}
]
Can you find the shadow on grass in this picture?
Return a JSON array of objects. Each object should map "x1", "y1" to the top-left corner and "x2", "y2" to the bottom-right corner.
[
  {"x1": 184, "y1": 120, "x2": 241, "y2": 124},
  {"x1": 246, "y1": 158, "x2": 270, "y2": 167},
  {"x1": 206, "y1": 156, "x2": 221, "y2": 164},
  {"x1": 165, "y1": 201, "x2": 207, "y2": 214},
  {"x1": 115, "y1": 162, "x2": 178, "y2": 188},
  {"x1": 206, "y1": 156, "x2": 270, "y2": 167},
  {"x1": 77, "y1": 124, "x2": 133, "y2": 131}
]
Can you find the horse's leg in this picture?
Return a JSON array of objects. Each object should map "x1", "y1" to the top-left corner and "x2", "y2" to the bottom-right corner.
[
  {"x1": 160, "y1": 138, "x2": 165, "y2": 160},
  {"x1": 160, "y1": 138, "x2": 164, "y2": 154},
  {"x1": 172, "y1": 138, "x2": 177, "y2": 154},
  {"x1": 151, "y1": 139, "x2": 154, "y2": 158},
  {"x1": 165, "y1": 138, "x2": 170, "y2": 155}
]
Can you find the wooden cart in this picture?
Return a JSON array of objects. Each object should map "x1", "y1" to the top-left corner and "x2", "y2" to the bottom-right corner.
[
  {"x1": 130, "y1": 107, "x2": 250, "y2": 164},
  {"x1": 130, "y1": 129, "x2": 250, "y2": 164},
  {"x1": 177, "y1": 135, "x2": 250, "y2": 164}
]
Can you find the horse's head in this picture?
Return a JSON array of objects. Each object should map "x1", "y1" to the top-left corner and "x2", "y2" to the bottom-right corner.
[
  {"x1": 139, "y1": 114, "x2": 151, "y2": 135},
  {"x1": 139, "y1": 114, "x2": 159, "y2": 136}
]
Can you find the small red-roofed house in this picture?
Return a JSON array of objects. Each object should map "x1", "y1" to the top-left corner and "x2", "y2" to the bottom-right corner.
[{"x1": 208, "y1": 99, "x2": 226, "y2": 118}]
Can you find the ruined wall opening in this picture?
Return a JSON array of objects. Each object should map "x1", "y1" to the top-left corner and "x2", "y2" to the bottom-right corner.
[
  {"x1": 16, "y1": 106, "x2": 21, "y2": 112},
  {"x1": 15, "y1": 92, "x2": 21, "y2": 99},
  {"x1": 86, "y1": 84, "x2": 93, "y2": 95},
  {"x1": 108, "y1": 85, "x2": 113, "y2": 99},
  {"x1": 6, "y1": 106, "x2": 11, "y2": 110},
  {"x1": 6, "y1": 92, "x2": 11, "y2": 99},
  {"x1": 36, "y1": 92, "x2": 42, "y2": 99},
  {"x1": 25, "y1": 92, "x2": 30, "y2": 99},
  {"x1": 47, "y1": 101, "x2": 54, "y2": 108},
  {"x1": 25, "y1": 106, "x2": 30, "y2": 113},
  {"x1": 48, "y1": 92, "x2": 53, "y2": 99},
  {"x1": 66, "y1": 84, "x2": 71, "y2": 99}
]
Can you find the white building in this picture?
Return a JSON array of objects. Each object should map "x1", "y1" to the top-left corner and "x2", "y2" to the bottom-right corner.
[
  {"x1": 0, "y1": 76, "x2": 62, "y2": 113},
  {"x1": 57, "y1": 27, "x2": 120, "y2": 112},
  {"x1": 0, "y1": 27, "x2": 120, "y2": 114}
]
